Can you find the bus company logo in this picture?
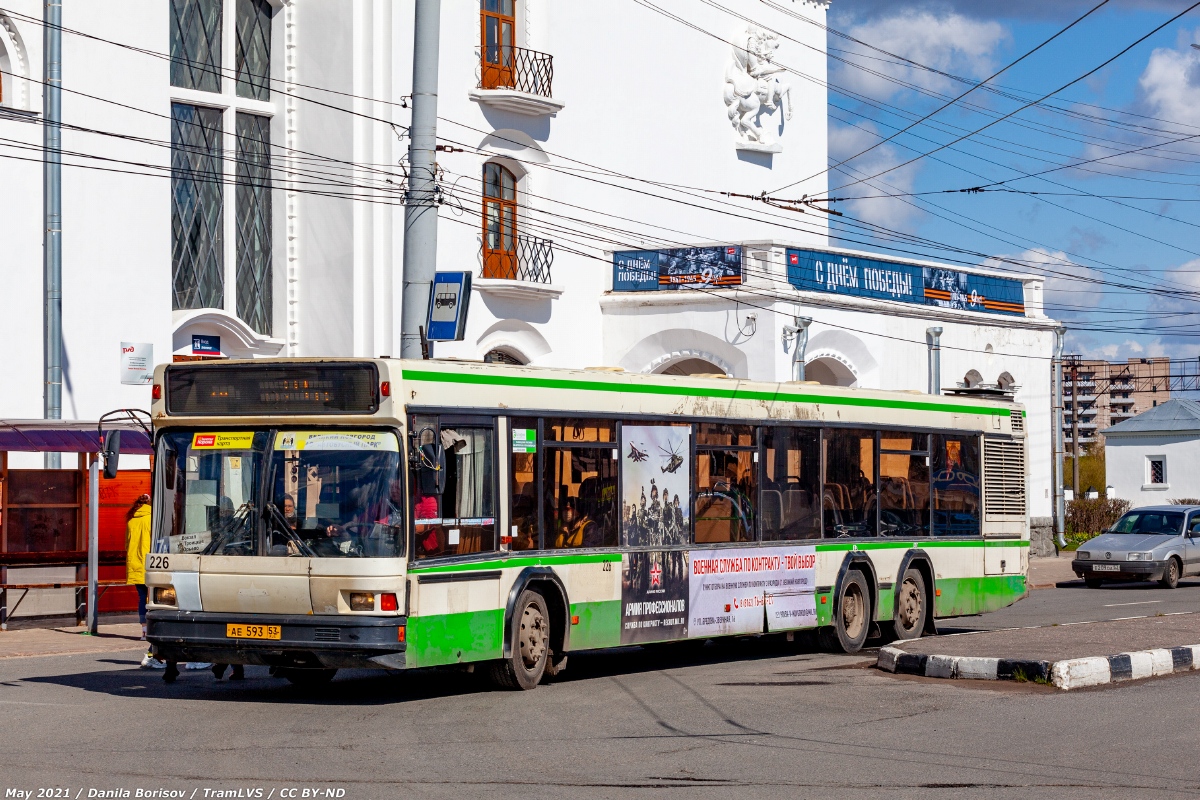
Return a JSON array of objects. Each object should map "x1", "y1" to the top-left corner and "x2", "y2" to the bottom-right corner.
[
  {"x1": 649, "y1": 561, "x2": 662, "y2": 588},
  {"x1": 194, "y1": 434, "x2": 216, "y2": 447}
]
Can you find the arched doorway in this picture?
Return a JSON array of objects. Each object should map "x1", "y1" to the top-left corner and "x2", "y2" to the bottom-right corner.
[
  {"x1": 658, "y1": 357, "x2": 727, "y2": 377},
  {"x1": 805, "y1": 356, "x2": 856, "y2": 387}
]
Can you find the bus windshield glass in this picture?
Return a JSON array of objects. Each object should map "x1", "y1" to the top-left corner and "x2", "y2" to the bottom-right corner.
[{"x1": 153, "y1": 430, "x2": 404, "y2": 558}]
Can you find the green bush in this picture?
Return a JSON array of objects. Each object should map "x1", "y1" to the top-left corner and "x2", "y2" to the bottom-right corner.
[{"x1": 1066, "y1": 497, "x2": 1131, "y2": 539}]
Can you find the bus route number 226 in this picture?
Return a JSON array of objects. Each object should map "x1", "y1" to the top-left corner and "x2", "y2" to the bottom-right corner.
[{"x1": 147, "y1": 555, "x2": 170, "y2": 570}]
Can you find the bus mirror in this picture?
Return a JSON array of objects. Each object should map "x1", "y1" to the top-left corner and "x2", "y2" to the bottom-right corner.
[
  {"x1": 418, "y1": 442, "x2": 445, "y2": 496},
  {"x1": 102, "y1": 430, "x2": 122, "y2": 479}
]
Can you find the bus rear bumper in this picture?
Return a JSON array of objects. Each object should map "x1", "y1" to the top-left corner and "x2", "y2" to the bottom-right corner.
[{"x1": 146, "y1": 610, "x2": 407, "y2": 670}]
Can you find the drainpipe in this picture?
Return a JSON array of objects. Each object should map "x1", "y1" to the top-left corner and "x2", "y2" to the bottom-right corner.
[
  {"x1": 926, "y1": 327, "x2": 943, "y2": 395},
  {"x1": 1053, "y1": 326, "x2": 1067, "y2": 549},
  {"x1": 782, "y1": 316, "x2": 812, "y2": 381},
  {"x1": 44, "y1": 0, "x2": 63, "y2": 468}
]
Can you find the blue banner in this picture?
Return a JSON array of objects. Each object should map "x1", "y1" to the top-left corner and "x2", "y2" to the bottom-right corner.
[
  {"x1": 785, "y1": 248, "x2": 1025, "y2": 316},
  {"x1": 613, "y1": 246, "x2": 742, "y2": 291}
]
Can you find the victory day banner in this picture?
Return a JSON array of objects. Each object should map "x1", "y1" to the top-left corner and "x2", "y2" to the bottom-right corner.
[{"x1": 689, "y1": 546, "x2": 818, "y2": 637}]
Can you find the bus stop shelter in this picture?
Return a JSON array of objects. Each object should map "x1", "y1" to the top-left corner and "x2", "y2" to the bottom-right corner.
[{"x1": 0, "y1": 419, "x2": 153, "y2": 630}]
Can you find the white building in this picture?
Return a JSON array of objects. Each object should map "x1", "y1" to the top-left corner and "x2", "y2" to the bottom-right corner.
[
  {"x1": 0, "y1": 1, "x2": 1056, "y2": 526},
  {"x1": 1105, "y1": 399, "x2": 1200, "y2": 507}
]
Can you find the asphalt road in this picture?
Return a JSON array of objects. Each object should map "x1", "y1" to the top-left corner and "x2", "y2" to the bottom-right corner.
[{"x1": 3, "y1": 586, "x2": 1200, "y2": 800}]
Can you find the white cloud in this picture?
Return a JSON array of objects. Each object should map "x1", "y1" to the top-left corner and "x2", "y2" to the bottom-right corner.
[
  {"x1": 828, "y1": 121, "x2": 922, "y2": 231},
  {"x1": 833, "y1": 10, "x2": 1010, "y2": 100},
  {"x1": 1138, "y1": 34, "x2": 1200, "y2": 129},
  {"x1": 984, "y1": 248, "x2": 1105, "y2": 310}
]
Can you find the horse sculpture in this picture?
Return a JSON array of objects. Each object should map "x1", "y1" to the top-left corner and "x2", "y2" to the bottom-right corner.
[{"x1": 723, "y1": 26, "x2": 793, "y2": 150}]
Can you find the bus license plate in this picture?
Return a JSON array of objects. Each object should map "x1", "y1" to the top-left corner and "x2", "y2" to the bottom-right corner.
[
  {"x1": 1093, "y1": 564, "x2": 1120, "y2": 572},
  {"x1": 226, "y1": 623, "x2": 281, "y2": 640}
]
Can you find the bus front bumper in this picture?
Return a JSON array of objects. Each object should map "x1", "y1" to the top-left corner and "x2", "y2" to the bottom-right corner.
[{"x1": 146, "y1": 611, "x2": 407, "y2": 670}]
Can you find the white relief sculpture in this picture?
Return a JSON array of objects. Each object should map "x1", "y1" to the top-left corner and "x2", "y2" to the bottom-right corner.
[{"x1": 723, "y1": 26, "x2": 793, "y2": 153}]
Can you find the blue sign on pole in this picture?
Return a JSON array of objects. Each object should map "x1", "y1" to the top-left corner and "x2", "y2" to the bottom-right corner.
[
  {"x1": 426, "y1": 271, "x2": 473, "y2": 341},
  {"x1": 785, "y1": 248, "x2": 1025, "y2": 316}
]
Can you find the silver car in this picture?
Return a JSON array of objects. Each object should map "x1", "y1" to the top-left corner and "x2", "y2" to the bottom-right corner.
[{"x1": 1072, "y1": 505, "x2": 1200, "y2": 589}]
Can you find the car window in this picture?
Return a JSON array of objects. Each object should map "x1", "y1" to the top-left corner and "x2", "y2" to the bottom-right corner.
[
  {"x1": 1111, "y1": 511, "x2": 1184, "y2": 535},
  {"x1": 1190, "y1": 517, "x2": 1200, "y2": 535}
]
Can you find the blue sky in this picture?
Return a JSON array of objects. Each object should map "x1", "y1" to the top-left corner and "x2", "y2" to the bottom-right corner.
[{"x1": 820, "y1": 0, "x2": 1200, "y2": 361}]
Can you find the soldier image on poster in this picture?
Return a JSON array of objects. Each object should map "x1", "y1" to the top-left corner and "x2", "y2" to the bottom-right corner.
[{"x1": 621, "y1": 426, "x2": 691, "y2": 547}]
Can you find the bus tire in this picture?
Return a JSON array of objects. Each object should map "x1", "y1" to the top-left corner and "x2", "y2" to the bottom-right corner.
[
  {"x1": 489, "y1": 589, "x2": 550, "y2": 691},
  {"x1": 281, "y1": 668, "x2": 337, "y2": 686},
  {"x1": 892, "y1": 568, "x2": 927, "y2": 641},
  {"x1": 831, "y1": 570, "x2": 871, "y2": 653}
]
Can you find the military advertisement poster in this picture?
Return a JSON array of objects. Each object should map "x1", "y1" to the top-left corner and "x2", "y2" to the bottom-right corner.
[
  {"x1": 620, "y1": 424, "x2": 692, "y2": 643},
  {"x1": 688, "y1": 546, "x2": 818, "y2": 637}
]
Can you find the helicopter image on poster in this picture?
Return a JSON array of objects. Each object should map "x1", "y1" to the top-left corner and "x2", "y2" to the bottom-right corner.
[{"x1": 659, "y1": 438, "x2": 684, "y2": 474}]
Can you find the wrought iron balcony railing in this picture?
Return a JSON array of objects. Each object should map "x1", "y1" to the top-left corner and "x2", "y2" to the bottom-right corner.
[
  {"x1": 481, "y1": 233, "x2": 554, "y2": 284},
  {"x1": 477, "y1": 45, "x2": 554, "y2": 98}
]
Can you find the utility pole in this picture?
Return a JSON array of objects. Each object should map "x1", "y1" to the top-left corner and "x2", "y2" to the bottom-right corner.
[
  {"x1": 43, "y1": 0, "x2": 63, "y2": 467},
  {"x1": 1053, "y1": 327, "x2": 1066, "y2": 548},
  {"x1": 1070, "y1": 358, "x2": 1080, "y2": 495},
  {"x1": 400, "y1": 0, "x2": 441, "y2": 359}
]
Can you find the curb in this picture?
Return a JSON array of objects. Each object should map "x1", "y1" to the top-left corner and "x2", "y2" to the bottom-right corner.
[{"x1": 878, "y1": 643, "x2": 1200, "y2": 690}]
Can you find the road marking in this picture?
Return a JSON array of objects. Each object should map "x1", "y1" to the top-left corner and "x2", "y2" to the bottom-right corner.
[{"x1": 1102, "y1": 600, "x2": 1163, "y2": 607}]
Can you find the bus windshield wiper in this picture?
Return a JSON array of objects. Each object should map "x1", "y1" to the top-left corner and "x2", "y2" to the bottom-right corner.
[
  {"x1": 202, "y1": 503, "x2": 253, "y2": 555},
  {"x1": 264, "y1": 502, "x2": 317, "y2": 557}
]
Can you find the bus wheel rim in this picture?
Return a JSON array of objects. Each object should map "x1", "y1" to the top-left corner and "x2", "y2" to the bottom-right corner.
[
  {"x1": 519, "y1": 603, "x2": 547, "y2": 669},
  {"x1": 898, "y1": 579, "x2": 921, "y2": 631},
  {"x1": 843, "y1": 585, "x2": 865, "y2": 639}
]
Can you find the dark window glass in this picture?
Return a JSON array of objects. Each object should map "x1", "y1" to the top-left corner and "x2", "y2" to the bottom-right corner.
[
  {"x1": 235, "y1": 112, "x2": 272, "y2": 335},
  {"x1": 235, "y1": 0, "x2": 271, "y2": 100},
  {"x1": 6, "y1": 509, "x2": 79, "y2": 553},
  {"x1": 172, "y1": 103, "x2": 224, "y2": 311},
  {"x1": 1111, "y1": 510, "x2": 1182, "y2": 535},
  {"x1": 170, "y1": 0, "x2": 222, "y2": 92},
  {"x1": 544, "y1": 419, "x2": 615, "y2": 443},
  {"x1": 932, "y1": 434, "x2": 981, "y2": 537},
  {"x1": 411, "y1": 418, "x2": 496, "y2": 558},
  {"x1": 7, "y1": 470, "x2": 80, "y2": 505},
  {"x1": 824, "y1": 429, "x2": 876, "y2": 538},
  {"x1": 543, "y1": 447, "x2": 618, "y2": 549},
  {"x1": 880, "y1": 450, "x2": 931, "y2": 537},
  {"x1": 762, "y1": 427, "x2": 820, "y2": 540},
  {"x1": 880, "y1": 433, "x2": 928, "y2": 453},
  {"x1": 509, "y1": 418, "x2": 539, "y2": 551},
  {"x1": 1150, "y1": 459, "x2": 1165, "y2": 485},
  {"x1": 695, "y1": 449, "x2": 756, "y2": 544},
  {"x1": 696, "y1": 423, "x2": 754, "y2": 447}
]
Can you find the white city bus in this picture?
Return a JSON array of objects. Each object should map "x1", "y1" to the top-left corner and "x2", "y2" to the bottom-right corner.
[{"x1": 145, "y1": 358, "x2": 1028, "y2": 688}]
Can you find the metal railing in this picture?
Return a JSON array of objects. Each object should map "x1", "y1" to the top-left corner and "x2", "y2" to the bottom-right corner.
[
  {"x1": 481, "y1": 233, "x2": 554, "y2": 283},
  {"x1": 477, "y1": 45, "x2": 555, "y2": 98}
]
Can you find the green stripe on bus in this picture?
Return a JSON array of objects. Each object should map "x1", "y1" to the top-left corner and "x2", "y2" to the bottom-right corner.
[
  {"x1": 411, "y1": 552, "x2": 621, "y2": 575},
  {"x1": 569, "y1": 600, "x2": 622, "y2": 651},
  {"x1": 402, "y1": 369, "x2": 1008, "y2": 417},
  {"x1": 934, "y1": 574, "x2": 1027, "y2": 618},
  {"x1": 406, "y1": 608, "x2": 503, "y2": 668}
]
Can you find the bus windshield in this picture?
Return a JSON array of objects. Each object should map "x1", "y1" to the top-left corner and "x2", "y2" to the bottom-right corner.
[{"x1": 154, "y1": 429, "x2": 404, "y2": 558}]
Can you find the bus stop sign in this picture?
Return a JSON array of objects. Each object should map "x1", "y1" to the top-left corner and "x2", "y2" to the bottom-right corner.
[{"x1": 426, "y1": 271, "x2": 472, "y2": 341}]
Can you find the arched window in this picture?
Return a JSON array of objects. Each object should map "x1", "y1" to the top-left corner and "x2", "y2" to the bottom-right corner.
[
  {"x1": 997, "y1": 371, "x2": 1016, "y2": 391},
  {"x1": 483, "y1": 162, "x2": 518, "y2": 279},
  {"x1": 963, "y1": 369, "x2": 984, "y2": 388},
  {"x1": 480, "y1": 0, "x2": 515, "y2": 90},
  {"x1": 484, "y1": 348, "x2": 525, "y2": 365}
]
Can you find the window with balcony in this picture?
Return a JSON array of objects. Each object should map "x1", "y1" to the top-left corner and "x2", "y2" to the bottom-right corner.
[
  {"x1": 472, "y1": 0, "x2": 563, "y2": 115},
  {"x1": 480, "y1": 162, "x2": 554, "y2": 285}
]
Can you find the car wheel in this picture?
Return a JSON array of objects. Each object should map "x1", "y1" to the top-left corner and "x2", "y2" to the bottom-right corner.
[
  {"x1": 1084, "y1": 578, "x2": 1103, "y2": 589},
  {"x1": 1160, "y1": 558, "x2": 1181, "y2": 590},
  {"x1": 892, "y1": 568, "x2": 927, "y2": 641}
]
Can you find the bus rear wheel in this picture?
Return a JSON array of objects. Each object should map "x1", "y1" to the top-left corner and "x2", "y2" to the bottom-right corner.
[
  {"x1": 892, "y1": 569, "x2": 927, "y2": 641},
  {"x1": 489, "y1": 589, "x2": 550, "y2": 691},
  {"x1": 824, "y1": 571, "x2": 871, "y2": 654}
]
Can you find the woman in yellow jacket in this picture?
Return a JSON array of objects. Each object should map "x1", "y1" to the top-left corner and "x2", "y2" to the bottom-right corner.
[{"x1": 125, "y1": 494, "x2": 152, "y2": 639}]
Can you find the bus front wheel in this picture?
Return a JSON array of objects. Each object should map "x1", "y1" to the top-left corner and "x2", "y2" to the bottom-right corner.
[
  {"x1": 892, "y1": 568, "x2": 927, "y2": 641},
  {"x1": 823, "y1": 571, "x2": 871, "y2": 654},
  {"x1": 490, "y1": 589, "x2": 550, "y2": 691}
]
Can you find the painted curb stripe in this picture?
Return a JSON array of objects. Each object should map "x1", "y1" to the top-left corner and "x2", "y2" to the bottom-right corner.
[
  {"x1": 401, "y1": 369, "x2": 1010, "y2": 417},
  {"x1": 880, "y1": 642, "x2": 1200, "y2": 690}
]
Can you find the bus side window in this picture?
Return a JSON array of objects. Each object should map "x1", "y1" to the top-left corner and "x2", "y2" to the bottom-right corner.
[
  {"x1": 510, "y1": 418, "x2": 539, "y2": 551},
  {"x1": 761, "y1": 426, "x2": 820, "y2": 541},
  {"x1": 411, "y1": 417, "x2": 497, "y2": 558},
  {"x1": 932, "y1": 434, "x2": 981, "y2": 537}
]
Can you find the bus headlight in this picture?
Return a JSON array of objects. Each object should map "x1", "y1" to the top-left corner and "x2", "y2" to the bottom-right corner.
[
  {"x1": 349, "y1": 592, "x2": 375, "y2": 611},
  {"x1": 154, "y1": 586, "x2": 177, "y2": 606}
]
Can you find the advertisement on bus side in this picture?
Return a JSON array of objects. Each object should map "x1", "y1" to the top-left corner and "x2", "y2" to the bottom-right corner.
[
  {"x1": 621, "y1": 550, "x2": 689, "y2": 644},
  {"x1": 688, "y1": 546, "x2": 818, "y2": 637}
]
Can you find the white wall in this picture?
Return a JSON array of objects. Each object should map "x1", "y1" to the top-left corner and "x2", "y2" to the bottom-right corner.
[{"x1": 1107, "y1": 436, "x2": 1200, "y2": 507}]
